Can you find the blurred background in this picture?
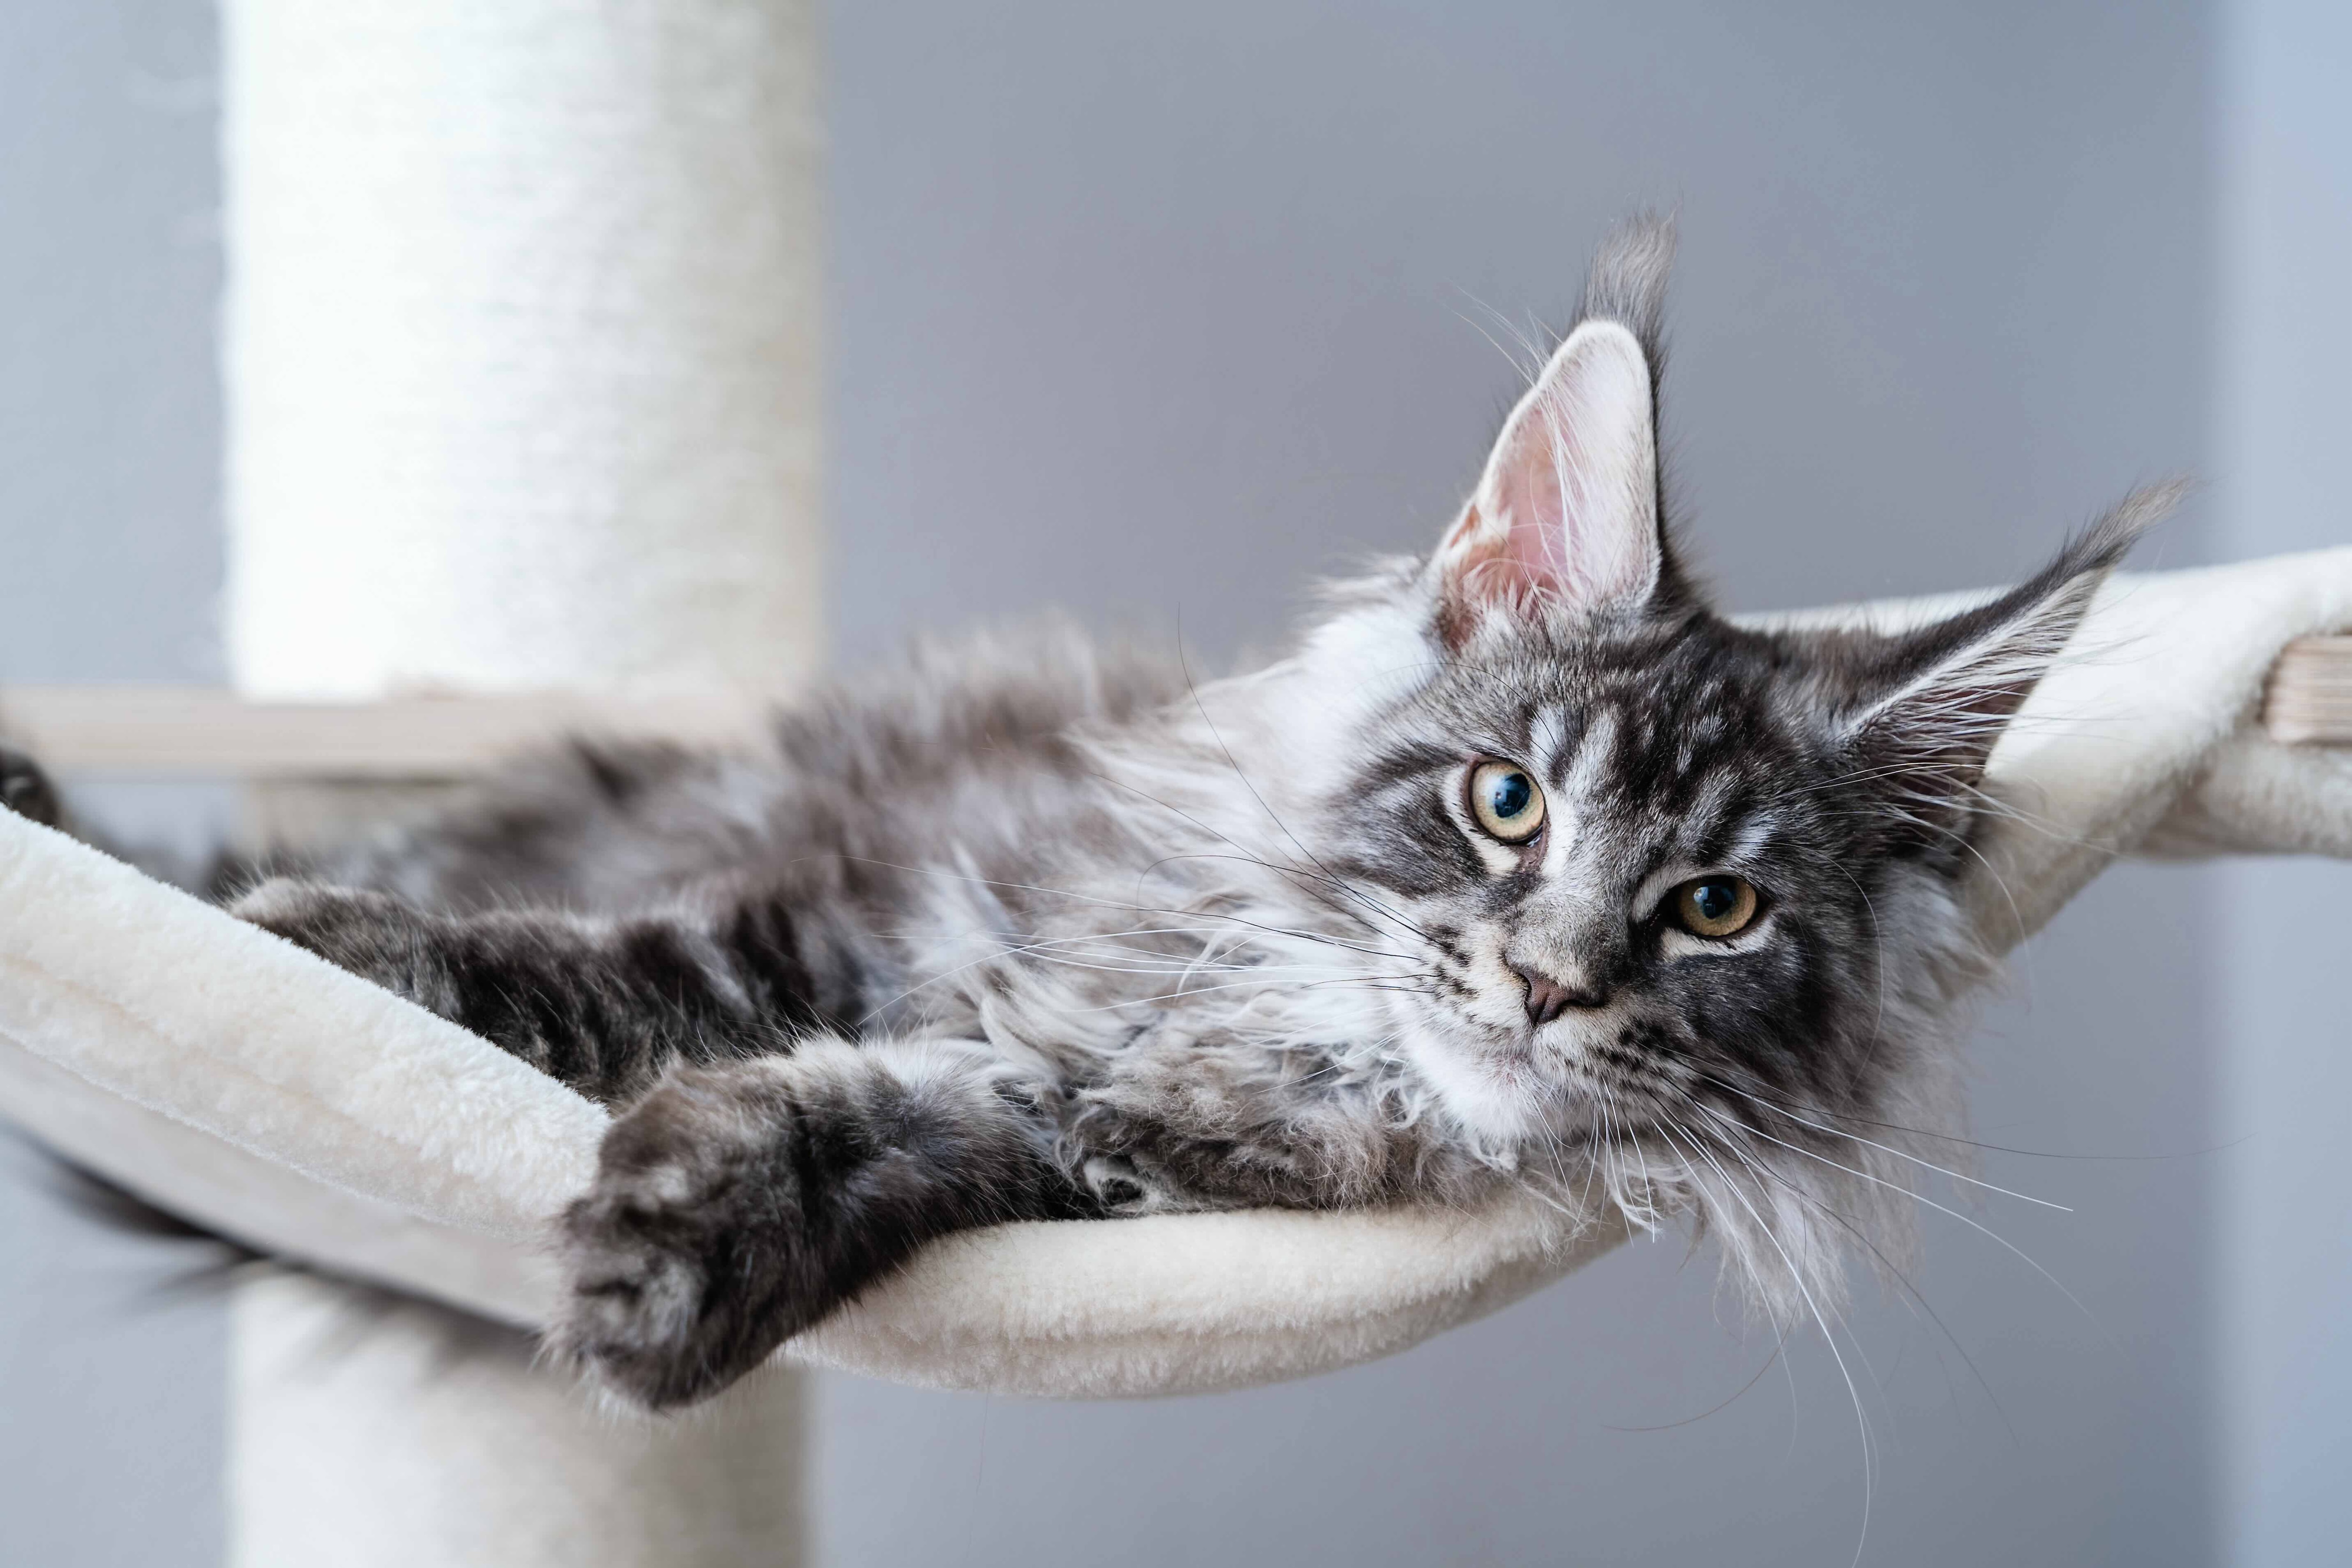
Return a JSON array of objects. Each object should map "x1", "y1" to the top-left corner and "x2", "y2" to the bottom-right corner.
[{"x1": 1, "y1": 1, "x2": 2344, "y2": 1563}]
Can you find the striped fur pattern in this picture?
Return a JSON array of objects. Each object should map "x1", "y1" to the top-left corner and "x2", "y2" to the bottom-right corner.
[{"x1": 1, "y1": 217, "x2": 2168, "y2": 1410}]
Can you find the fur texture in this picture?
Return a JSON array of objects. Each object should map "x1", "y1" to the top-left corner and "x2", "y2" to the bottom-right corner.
[{"x1": 3, "y1": 216, "x2": 2169, "y2": 1410}]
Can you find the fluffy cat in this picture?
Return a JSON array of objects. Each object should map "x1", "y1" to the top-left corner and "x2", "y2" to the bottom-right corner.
[{"x1": 1, "y1": 217, "x2": 2167, "y2": 1410}]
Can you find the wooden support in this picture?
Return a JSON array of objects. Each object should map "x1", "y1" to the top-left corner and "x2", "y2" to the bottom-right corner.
[
  {"x1": 0, "y1": 687, "x2": 771, "y2": 779},
  {"x1": 2264, "y1": 637, "x2": 2352, "y2": 744},
  {"x1": 1, "y1": 641, "x2": 2344, "y2": 784}
]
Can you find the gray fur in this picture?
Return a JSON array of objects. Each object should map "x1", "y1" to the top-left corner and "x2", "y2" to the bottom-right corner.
[{"x1": 1, "y1": 218, "x2": 2171, "y2": 1409}]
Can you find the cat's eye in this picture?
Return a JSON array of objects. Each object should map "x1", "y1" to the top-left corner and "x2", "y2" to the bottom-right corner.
[
  {"x1": 1674, "y1": 876, "x2": 1760, "y2": 939},
  {"x1": 1467, "y1": 760, "x2": 1546, "y2": 844}
]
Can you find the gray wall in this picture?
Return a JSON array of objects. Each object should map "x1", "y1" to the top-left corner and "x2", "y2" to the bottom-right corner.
[
  {"x1": 2216, "y1": 1, "x2": 2352, "y2": 1560},
  {"x1": 0, "y1": 4, "x2": 226, "y2": 1567},
  {"x1": 0, "y1": 1, "x2": 2313, "y2": 1564}
]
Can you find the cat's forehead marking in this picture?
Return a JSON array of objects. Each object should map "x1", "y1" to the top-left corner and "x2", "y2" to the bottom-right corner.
[
  {"x1": 1679, "y1": 769, "x2": 1752, "y2": 862},
  {"x1": 1527, "y1": 704, "x2": 1574, "y2": 782},
  {"x1": 1684, "y1": 771, "x2": 1769, "y2": 870},
  {"x1": 1724, "y1": 807, "x2": 1783, "y2": 866},
  {"x1": 1556, "y1": 702, "x2": 1621, "y2": 802}
]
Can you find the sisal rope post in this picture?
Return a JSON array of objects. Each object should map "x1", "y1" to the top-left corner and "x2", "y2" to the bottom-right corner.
[{"x1": 218, "y1": 3, "x2": 822, "y2": 1564}]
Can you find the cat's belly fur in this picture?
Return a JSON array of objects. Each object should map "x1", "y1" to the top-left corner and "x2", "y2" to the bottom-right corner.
[{"x1": 291, "y1": 628, "x2": 1199, "y2": 1039}]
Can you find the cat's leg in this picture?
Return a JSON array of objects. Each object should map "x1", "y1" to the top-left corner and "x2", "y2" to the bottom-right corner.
[
  {"x1": 555, "y1": 1037, "x2": 1090, "y2": 1409},
  {"x1": 0, "y1": 743, "x2": 64, "y2": 829},
  {"x1": 1066, "y1": 1036, "x2": 1464, "y2": 1213},
  {"x1": 229, "y1": 878, "x2": 834, "y2": 1104}
]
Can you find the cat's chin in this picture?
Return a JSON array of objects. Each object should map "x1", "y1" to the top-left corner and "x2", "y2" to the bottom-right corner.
[{"x1": 1399, "y1": 1024, "x2": 1561, "y2": 1154}]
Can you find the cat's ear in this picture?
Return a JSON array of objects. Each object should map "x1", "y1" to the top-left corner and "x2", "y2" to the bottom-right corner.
[
  {"x1": 1432, "y1": 218, "x2": 1675, "y2": 639},
  {"x1": 1842, "y1": 483, "x2": 2181, "y2": 828}
]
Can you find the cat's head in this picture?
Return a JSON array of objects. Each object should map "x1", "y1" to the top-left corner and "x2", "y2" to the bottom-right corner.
[{"x1": 1288, "y1": 215, "x2": 2168, "y2": 1299}]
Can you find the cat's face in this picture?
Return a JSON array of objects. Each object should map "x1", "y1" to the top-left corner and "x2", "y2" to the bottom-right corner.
[
  {"x1": 1292, "y1": 217, "x2": 2142, "y2": 1170},
  {"x1": 1331, "y1": 613, "x2": 1904, "y2": 1153}
]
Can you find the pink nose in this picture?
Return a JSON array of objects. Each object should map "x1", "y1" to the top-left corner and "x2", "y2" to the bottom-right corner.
[{"x1": 1513, "y1": 964, "x2": 1606, "y2": 1026}]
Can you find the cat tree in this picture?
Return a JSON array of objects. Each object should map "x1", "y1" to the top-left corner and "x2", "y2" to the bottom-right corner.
[{"x1": 1, "y1": 3, "x2": 2350, "y2": 1566}]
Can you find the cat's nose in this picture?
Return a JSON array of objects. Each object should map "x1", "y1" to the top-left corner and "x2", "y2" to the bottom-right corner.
[{"x1": 1512, "y1": 963, "x2": 1605, "y2": 1026}]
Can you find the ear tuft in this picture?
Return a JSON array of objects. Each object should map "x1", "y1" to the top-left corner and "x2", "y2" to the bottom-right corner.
[
  {"x1": 1846, "y1": 480, "x2": 2181, "y2": 838},
  {"x1": 1578, "y1": 209, "x2": 1676, "y2": 365}
]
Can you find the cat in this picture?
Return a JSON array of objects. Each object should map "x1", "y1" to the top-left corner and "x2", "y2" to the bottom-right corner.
[{"x1": 0, "y1": 215, "x2": 2169, "y2": 1411}]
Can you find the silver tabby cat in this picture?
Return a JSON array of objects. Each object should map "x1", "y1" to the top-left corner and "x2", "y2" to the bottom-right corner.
[{"x1": 2, "y1": 217, "x2": 2166, "y2": 1410}]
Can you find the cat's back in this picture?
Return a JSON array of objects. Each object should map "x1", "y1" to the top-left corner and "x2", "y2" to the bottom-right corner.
[
  {"x1": 773, "y1": 617, "x2": 1186, "y2": 794},
  {"x1": 316, "y1": 618, "x2": 1188, "y2": 914}
]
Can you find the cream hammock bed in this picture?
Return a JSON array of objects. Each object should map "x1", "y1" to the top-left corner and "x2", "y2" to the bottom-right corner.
[{"x1": 4, "y1": 550, "x2": 2349, "y2": 1406}]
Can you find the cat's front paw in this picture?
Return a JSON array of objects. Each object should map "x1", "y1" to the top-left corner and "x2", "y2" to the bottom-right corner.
[{"x1": 553, "y1": 1060, "x2": 821, "y2": 1411}]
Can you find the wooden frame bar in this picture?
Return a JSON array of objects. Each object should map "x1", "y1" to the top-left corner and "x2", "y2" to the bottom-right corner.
[
  {"x1": 0, "y1": 688, "x2": 771, "y2": 779},
  {"x1": 2263, "y1": 636, "x2": 2352, "y2": 744},
  {"x1": 1, "y1": 639, "x2": 2344, "y2": 783}
]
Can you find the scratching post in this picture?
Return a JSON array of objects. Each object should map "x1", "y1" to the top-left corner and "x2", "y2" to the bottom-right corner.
[
  {"x1": 229, "y1": 1274, "x2": 806, "y2": 1568},
  {"x1": 218, "y1": 2, "x2": 822, "y2": 1564},
  {"x1": 224, "y1": 0, "x2": 823, "y2": 704}
]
